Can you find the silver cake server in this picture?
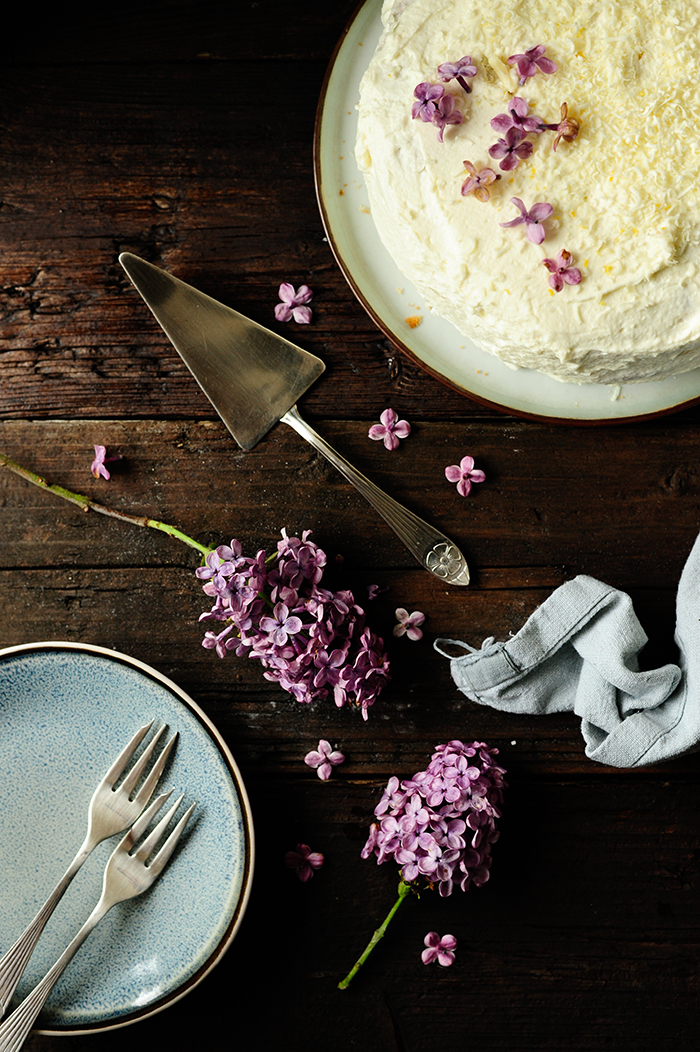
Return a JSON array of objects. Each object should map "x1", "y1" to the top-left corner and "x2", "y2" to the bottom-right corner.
[{"x1": 119, "y1": 252, "x2": 470, "y2": 585}]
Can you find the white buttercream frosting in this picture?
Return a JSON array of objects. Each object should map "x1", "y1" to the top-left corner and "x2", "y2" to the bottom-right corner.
[{"x1": 355, "y1": 0, "x2": 700, "y2": 384}]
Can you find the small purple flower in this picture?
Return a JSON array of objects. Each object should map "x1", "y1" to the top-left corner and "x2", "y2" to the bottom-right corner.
[
  {"x1": 260, "y1": 602, "x2": 303, "y2": 646},
  {"x1": 490, "y1": 96, "x2": 545, "y2": 136},
  {"x1": 437, "y1": 56, "x2": 477, "y2": 94},
  {"x1": 411, "y1": 81, "x2": 445, "y2": 122},
  {"x1": 422, "y1": 932, "x2": 457, "y2": 967},
  {"x1": 368, "y1": 408, "x2": 411, "y2": 451},
  {"x1": 550, "y1": 102, "x2": 579, "y2": 151},
  {"x1": 488, "y1": 127, "x2": 533, "y2": 171},
  {"x1": 507, "y1": 44, "x2": 558, "y2": 85},
  {"x1": 90, "y1": 444, "x2": 122, "y2": 481},
  {"x1": 431, "y1": 93, "x2": 464, "y2": 142},
  {"x1": 275, "y1": 282, "x2": 313, "y2": 324},
  {"x1": 461, "y1": 161, "x2": 498, "y2": 203},
  {"x1": 542, "y1": 249, "x2": 582, "y2": 292},
  {"x1": 393, "y1": 608, "x2": 425, "y2": 641},
  {"x1": 500, "y1": 196, "x2": 553, "y2": 245},
  {"x1": 304, "y1": 739, "x2": 345, "y2": 780},
  {"x1": 285, "y1": 843, "x2": 324, "y2": 882},
  {"x1": 445, "y1": 455, "x2": 486, "y2": 497},
  {"x1": 367, "y1": 583, "x2": 389, "y2": 601}
]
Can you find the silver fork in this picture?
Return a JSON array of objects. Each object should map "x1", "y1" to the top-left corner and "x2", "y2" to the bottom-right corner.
[
  {"x1": 0, "y1": 720, "x2": 177, "y2": 1018},
  {"x1": 0, "y1": 791, "x2": 195, "y2": 1052}
]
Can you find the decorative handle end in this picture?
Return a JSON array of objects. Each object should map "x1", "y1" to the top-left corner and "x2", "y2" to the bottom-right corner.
[{"x1": 426, "y1": 542, "x2": 470, "y2": 586}]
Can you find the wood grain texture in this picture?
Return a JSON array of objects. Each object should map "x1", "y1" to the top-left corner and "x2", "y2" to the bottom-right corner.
[{"x1": 2, "y1": 3, "x2": 700, "y2": 1050}]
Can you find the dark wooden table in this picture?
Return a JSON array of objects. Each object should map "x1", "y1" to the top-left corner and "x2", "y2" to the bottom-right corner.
[{"x1": 2, "y1": 3, "x2": 700, "y2": 1049}]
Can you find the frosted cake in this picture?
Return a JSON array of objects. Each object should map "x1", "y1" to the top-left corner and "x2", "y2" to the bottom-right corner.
[{"x1": 355, "y1": 0, "x2": 700, "y2": 384}]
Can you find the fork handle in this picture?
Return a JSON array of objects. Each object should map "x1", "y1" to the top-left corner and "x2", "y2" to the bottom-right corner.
[
  {"x1": 0, "y1": 899, "x2": 109, "y2": 1052},
  {"x1": 281, "y1": 406, "x2": 471, "y2": 585},
  {"x1": 0, "y1": 840, "x2": 92, "y2": 1019}
]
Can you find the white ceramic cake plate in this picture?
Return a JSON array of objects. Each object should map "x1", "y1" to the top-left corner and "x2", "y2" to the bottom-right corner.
[
  {"x1": 0, "y1": 641, "x2": 254, "y2": 1035},
  {"x1": 314, "y1": 0, "x2": 700, "y2": 424}
]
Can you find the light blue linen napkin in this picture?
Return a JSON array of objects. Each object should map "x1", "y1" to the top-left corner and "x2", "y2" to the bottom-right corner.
[{"x1": 433, "y1": 534, "x2": 700, "y2": 767}]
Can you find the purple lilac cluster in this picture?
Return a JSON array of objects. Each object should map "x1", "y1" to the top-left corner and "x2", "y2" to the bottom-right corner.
[
  {"x1": 197, "y1": 530, "x2": 389, "y2": 719},
  {"x1": 361, "y1": 740, "x2": 505, "y2": 895}
]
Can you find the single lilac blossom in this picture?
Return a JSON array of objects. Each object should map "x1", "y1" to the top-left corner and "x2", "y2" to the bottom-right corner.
[
  {"x1": 411, "y1": 81, "x2": 445, "y2": 122},
  {"x1": 260, "y1": 602, "x2": 303, "y2": 646},
  {"x1": 431, "y1": 93, "x2": 464, "y2": 142},
  {"x1": 490, "y1": 96, "x2": 545, "y2": 136},
  {"x1": 367, "y1": 583, "x2": 389, "y2": 601},
  {"x1": 507, "y1": 44, "x2": 558, "y2": 85},
  {"x1": 197, "y1": 530, "x2": 389, "y2": 718},
  {"x1": 444, "y1": 455, "x2": 486, "y2": 497},
  {"x1": 339, "y1": 741, "x2": 505, "y2": 988},
  {"x1": 488, "y1": 127, "x2": 533, "y2": 171},
  {"x1": 537, "y1": 101, "x2": 579, "y2": 150},
  {"x1": 304, "y1": 739, "x2": 345, "y2": 780},
  {"x1": 500, "y1": 196, "x2": 553, "y2": 244},
  {"x1": 437, "y1": 56, "x2": 477, "y2": 94},
  {"x1": 368, "y1": 408, "x2": 411, "y2": 451},
  {"x1": 275, "y1": 282, "x2": 313, "y2": 324},
  {"x1": 285, "y1": 843, "x2": 324, "y2": 882},
  {"x1": 422, "y1": 932, "x2": 457, "y2": 967},
  {"x1": 461, "y1": 161, "x2": 498, "y2": 203},
  {"x1": 542, "y1": 249, "x2": 582, "y2": 292},
  {"x1": 90, "y1": 444, "x2": 122, "y2": 481},
  {"x1": 393, "y1": 608, "x2": 425, "y2": 641}
]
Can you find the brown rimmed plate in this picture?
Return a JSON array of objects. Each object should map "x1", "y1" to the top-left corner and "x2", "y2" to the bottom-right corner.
[{"x1": 314, "y1": 0, "x2": 700, "y2": 424}]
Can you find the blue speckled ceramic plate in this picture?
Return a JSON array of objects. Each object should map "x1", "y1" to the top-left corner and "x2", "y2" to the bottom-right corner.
[{"x1": 0, "y1": 641, "x2": 254, "y2": 1035}]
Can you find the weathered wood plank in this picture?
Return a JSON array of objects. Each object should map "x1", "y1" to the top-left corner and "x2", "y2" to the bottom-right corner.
[{"x1": 1, "y1": 418, "x2": 698, "y2": 589}]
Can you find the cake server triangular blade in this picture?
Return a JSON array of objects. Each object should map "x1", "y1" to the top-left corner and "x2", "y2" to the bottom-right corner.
[
  {"x1": 119, "y1": 252, "x2": 325, "y2": 451},
  {"x1": 119, "y1": 253, "x2": 471, "y2": 585}
]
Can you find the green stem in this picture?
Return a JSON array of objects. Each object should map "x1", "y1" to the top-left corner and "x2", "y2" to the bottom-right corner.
[
  {"x1": 338, "y1": 879, "x2": 414, "y2": 990},
  {"x1": 0, "y1": 451, "x2": 212, "y2": 557}
]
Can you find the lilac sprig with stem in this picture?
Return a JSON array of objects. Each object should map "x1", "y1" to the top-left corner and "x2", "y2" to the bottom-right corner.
[
  {"x1": 197, "y1": 529, "x2": 390, "y2": 719},
  {"x1": 338, "y1": 740, "x2": 505, "y2": 988},
  {"x1": 0, "y1": 451, "x2": 389, "y2": 717}
]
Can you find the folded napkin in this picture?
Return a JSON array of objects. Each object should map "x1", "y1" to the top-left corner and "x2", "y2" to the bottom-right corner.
[{"x1": 434, "y1": 533, "x2": 700, "y2": 768}]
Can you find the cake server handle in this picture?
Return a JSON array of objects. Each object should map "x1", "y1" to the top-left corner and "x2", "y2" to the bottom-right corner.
[{"x1": 281, "y1": 405, "x2": 470, "y2": 586}]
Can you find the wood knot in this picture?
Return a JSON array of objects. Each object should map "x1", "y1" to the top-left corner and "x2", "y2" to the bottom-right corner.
[{"x1": 663, "y1": 467, "x2": 690, "y2": 494}]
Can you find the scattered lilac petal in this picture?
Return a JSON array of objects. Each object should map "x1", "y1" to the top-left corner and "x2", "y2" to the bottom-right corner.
[
  {"x1": 393, "y1": 608, "x2": 425, "y2": 641},
  {"x1": 304, "y1": 739, "x2": 346, "y2": 780},
  {"x1": 542, "y1": 249, "x2": 582, "y2": 292},
  {"x1": 551, "y1": 102, "x2": 579, "y2": 150},
  {"x1": 507, "y1": 44, "x2": 558, "y2": 85},
  {"x1": 500, "y1": 196, "x2": 553, "y2": 244},
  {"x1": 431, "y1": 92, "x2": 464, "y2": 142},
  {"x1": 412, "y1": 81, "x2": 445, "y2": 122},
  {"x1": 367, "y1": 583, "x2": 389, "y2": 601},
  {"x1": 90, "y1": 444, "x2": 123, "y2": 481},
  {"x1": 437, "y1": 56, "x2": 477, "y2": 94},
  {"x1": 488, "y1": 127, "x2": 533, "y2": 171},
  {"x1": 461, "y1": 161, "x2": 498, "y2": 203},
  {"x1": 368, "y1": 408, "x2": 411, "y2": 451},
  {"x1": 275, "y1": 282, "x2": 313, "y2": 324},
  {"x1": 445, "y1": 455, "x2": 486, "y2": 498},
  {"x1": 490, "y1": 96, "x2": 545, "y2": 136},
  {"x1": 422, "y1": 932, "x2": 458, "y2": 966},
  {"x1": 285, "y1": 843, "x2": 325, "y2": 881}
]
